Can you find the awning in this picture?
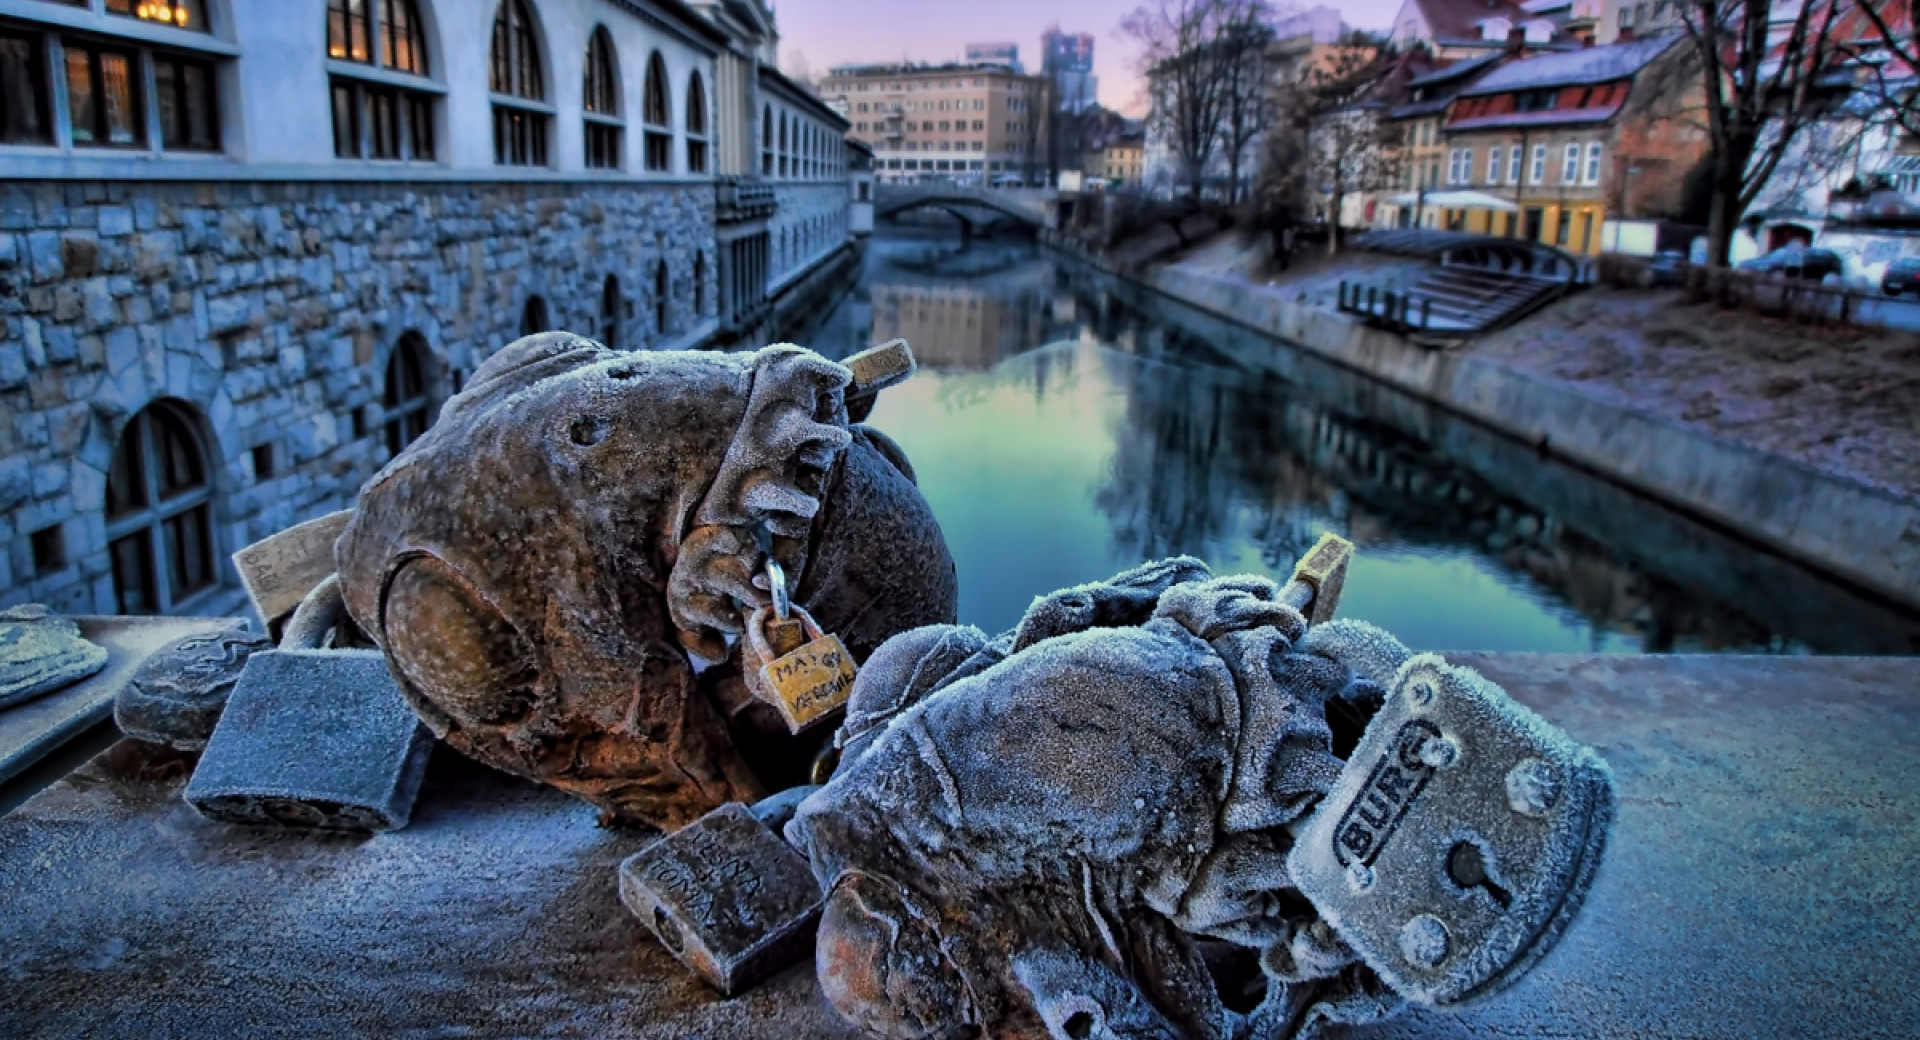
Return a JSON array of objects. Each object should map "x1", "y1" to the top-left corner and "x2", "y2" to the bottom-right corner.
[{"x1": 1385, "y1": 190, "x2": 1521, "y2": 212}]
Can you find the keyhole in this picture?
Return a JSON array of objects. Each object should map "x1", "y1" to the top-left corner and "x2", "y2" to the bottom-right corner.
[{"x1": 1447, "y1": 840, "x2": 1512, "y2": 908}]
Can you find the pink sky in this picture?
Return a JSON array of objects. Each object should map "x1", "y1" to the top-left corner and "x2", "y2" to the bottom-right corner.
[{"x1": 774, "y1": 0, "x2": 1405, "y2": 117}]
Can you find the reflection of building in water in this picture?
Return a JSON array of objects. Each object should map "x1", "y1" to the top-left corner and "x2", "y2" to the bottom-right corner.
[{"x1": 871, "y1": 282, "x2": 1054, "y2": 370}]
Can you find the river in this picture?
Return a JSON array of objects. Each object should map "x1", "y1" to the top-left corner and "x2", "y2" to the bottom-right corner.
[{"x1": 791, "y1": 229, "x2": 1920, "y2": 655}]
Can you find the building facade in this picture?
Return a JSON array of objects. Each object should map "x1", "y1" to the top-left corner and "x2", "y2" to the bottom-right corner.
[
  {"x1": 1040, "y1": 26, "x2": 1096, "y2": 113},
  {"x1": 0, "y1": 0, "x2": 857, "y2": 616},
  {"x1": 820, "y1": 62, "x2": 1051, "y2": 185}
]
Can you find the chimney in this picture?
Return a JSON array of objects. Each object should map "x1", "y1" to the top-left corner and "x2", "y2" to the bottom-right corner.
[
  {"x1": 1618, "y1": 25, "x2": 1636, "y2": 42},
  {"x1": 1507, "y1": 26, "x2": 1526, "y2": 53}
]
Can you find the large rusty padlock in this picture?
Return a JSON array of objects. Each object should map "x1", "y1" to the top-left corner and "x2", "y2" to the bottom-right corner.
[
  {"x1": 740, "y1": 560, "x2": 858, "y2": 735},
  {"x1": 1287, "y1": 652, "x2": 1614, "y2": 1007}
]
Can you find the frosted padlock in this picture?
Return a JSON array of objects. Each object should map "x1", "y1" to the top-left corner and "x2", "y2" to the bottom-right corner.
[
  {"x1": 742, "y1": 602, "x2": 858, "y2": 734},
  {"x1": 1286, "y1": 652, "x2": 1614, "y2": 1008}
]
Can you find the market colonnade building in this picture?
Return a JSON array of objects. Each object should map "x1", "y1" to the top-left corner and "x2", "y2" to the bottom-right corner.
[{"x1": 0, "y1": 0, "x2": 861, "y2": 616}]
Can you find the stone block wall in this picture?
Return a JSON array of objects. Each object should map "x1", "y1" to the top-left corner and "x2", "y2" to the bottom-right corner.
[{"x1": 0, "y1": 178, "x2": 716, "y2": 614}]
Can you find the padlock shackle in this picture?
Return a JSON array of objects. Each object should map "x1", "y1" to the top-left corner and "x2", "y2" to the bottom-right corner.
[
  {"x1": 281, "y1": 573, "x2": 346, "y2": 650},
  {"x1": 764, "y1": 557, "x2": 791, "y2": 621},
  {"x1": 745, "y1": 603, "x2": 824, "y2": 664}
]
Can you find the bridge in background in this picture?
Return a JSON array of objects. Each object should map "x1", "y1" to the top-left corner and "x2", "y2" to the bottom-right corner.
[{"x1": 873, "y1": 184, "x2": 1058, "y2": 230}]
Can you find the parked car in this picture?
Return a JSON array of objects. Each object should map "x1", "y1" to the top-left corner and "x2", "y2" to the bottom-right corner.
[
  {"x1": 1645, "y1": 250, "x2": 1688, "y2": 288},
  {"x1": 1738, "y1": 245, "x2": 1844, "y2": 281},
  {"x1": 1881, "y1": 257, "x2": 1920, "y2": 295}
]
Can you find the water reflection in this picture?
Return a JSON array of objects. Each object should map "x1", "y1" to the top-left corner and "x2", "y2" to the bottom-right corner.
[{"x1": 799, "y1": 233, "x2": 1920, "y2": 654}]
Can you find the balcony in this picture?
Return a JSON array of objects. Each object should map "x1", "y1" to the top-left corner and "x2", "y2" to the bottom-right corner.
[{"x1": 716, "y1": 177, "x2": 777, "y2": 223}]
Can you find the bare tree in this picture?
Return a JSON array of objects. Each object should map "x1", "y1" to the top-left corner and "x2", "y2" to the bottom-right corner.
[
  {"x1": 1125, "y1": 0, "x2": 1265, "y2": 195},
  {"x1": 1677, "y1": 0, "x2": 1849, "y2": 266},
  {"x1": 1215, "y1": 8, "x2": 1277, "y2": 203},
  {"x1": 1834, "y1": 0, "x2": 1920, "y2": 140},
  {"x1": 1278, "y1": 40, "x2": 1399, "y2": 253}
]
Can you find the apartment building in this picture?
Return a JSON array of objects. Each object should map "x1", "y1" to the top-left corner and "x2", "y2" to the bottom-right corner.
[
  {"x1": 1435, "y1": 34, "x2": 1704, "y2": 253},
  {"x1": 819, "y1": 62, "x2": 1051, "y2": 184}
]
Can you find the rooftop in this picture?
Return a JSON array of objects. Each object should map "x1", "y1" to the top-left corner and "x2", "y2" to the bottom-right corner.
[
  {"x1": 825, "y1": 61, "x2": 1034, "y2": 79},
  {"x1": 1411, "y1": 0, "x2": 1536, "y2": 41},
  {"x1": 1461, "y1": 34, "x2": 1681, "y2": 95}
]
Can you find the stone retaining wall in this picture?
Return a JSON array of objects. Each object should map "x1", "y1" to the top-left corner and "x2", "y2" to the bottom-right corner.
[
  {"x1": 0, "y1": 179, "x2": 717, "y2": 614},
  {"x1": 1041, "y1": 229, "x2": 1920, "y2": 609}
]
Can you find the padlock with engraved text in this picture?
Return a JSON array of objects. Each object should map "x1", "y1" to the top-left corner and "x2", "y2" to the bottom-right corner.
[
  {"x1": 1287, "y1": 652, "x2": 1614, "y2": 1008},
  {"x1": 741, "y1": 601, "x2": 859, "y2": 735}
]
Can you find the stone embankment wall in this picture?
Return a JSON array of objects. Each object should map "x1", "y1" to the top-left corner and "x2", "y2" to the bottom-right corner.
[
  {"x1": 1040, "y1": 229, "x2": 1920, "y2": 609},
  {"x1": 0, "y1": 179, "x2": 717, "y2": 615}
]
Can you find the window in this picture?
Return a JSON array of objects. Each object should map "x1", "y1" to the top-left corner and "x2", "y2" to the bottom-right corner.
[
  {"x1": 520, "y1": 294, "x2": 549, "y2": 336},
  {"x1": 65, "y1": 40, "x2": 142, "y2": 147},
  {"x1": 642, "y1": 51, "x2": 670, "y2": 172},
  {"x1": 653, "y1": 259, "x2": 669, "y2": 336},
  {"x1": 1562, "y1": 143, "x2": 1580, "y2": 183},
  {"x1": 1487, "y1": 147, "x2": 1502, "y2": 184},
  {"x1": 106, "y1": 401, "x2": 219, "y2": 615},
  {"x1": 1556, "y1": 208, "x2": 1571, "y2": 245},
  {"x1": 600, "y1": 274, "x2": 620, "y2": 347},
  {"x1": 692, "y1": 252, "x2": 705, "y2": 316},
  {"x1": 106, "y1": 0, "x2": 208, "y2": 31},
  {"x1": 0, "y1": 28, "x2": 51, "y2": 145},
  {"x1": 583, "y1": 28, "x2": 621, "y2": 169},
  {"x1": 686, "y1": 71, "x2": 708, "y2": 173},
  {"x1": 761, "y1": 104, "x2": 772, "y2": 174},
  {"x1": 329, "y1": 0, "x2": 436, "y2": 161},
  {"x1": 1529, "y1": 144, "x2": 1546, "y2": 184},
  {"x1": 1585, "y1": 141, "x2": 1603, "y2": 184},
  {"x1": 489, "y1": 0, "x2": 548, "y2": 166},
  {"x1": 778, "y1": 111, "x2": 788, "y2": 177},
  {"x1": 1508, "y1": 145, "x2": 1521, "y2": 185},
  {"x1": 384, "y1": 333, "x2": 433, "y2": 458}
]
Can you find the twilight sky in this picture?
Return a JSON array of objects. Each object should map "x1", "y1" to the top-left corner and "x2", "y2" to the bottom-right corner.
[{"x1": 773, "y1": 0, "x2": 1405, "y2": 117}]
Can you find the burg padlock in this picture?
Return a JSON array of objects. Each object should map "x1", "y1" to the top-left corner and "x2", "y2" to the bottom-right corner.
[{"x1": 740, "y1": 559, "x2": 858, "y2": 734}]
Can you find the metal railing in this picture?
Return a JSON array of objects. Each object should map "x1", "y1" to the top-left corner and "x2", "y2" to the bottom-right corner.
[{"x1": 1595, "y1": 253, "x2": 1885, "y2": 328}]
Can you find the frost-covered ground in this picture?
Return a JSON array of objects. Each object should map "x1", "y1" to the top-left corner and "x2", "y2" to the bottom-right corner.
[
  {"x1": 1161, "y1": 234, "x2": 1920, "y2": 502},
  {"x1": 1477, "y1": 289, "x2": 1920, "y2": 500}
]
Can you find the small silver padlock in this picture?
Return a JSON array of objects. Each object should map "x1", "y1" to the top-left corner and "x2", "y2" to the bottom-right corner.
[
  {"x1": 1287, "y1": 652, "x2": 1614, "y2": 1007},
  {"x1": 740, "y1": 558, "x2": 858, "y2": 735}
]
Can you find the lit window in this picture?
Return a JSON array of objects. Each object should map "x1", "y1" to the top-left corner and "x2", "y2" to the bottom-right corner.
[
  {"x1": 329, "y1": 0, "x2": 435, "y2": 161},
  {"x1": 64, "y1": 41, "x2": 143, "y2": 148},
  {"x1": 490, "y1": 0, "x2": 548, "y2": 166},
  {"x1": 106, "y1": 402, "x2": 220, "y2": 615},
  {"x1": 583, "y1": 28, "x2": 621, "y2": 169},
  {"x1": 110, "y1": 0, "x2": 209, "y2": 33}
]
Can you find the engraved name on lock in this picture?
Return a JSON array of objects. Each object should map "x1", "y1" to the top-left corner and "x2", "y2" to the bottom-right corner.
[{"x1": 747, "y1": 605, "x2": 858, "y2": 734}]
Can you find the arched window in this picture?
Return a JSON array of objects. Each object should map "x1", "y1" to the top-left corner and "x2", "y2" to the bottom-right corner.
[
  {"x1": 520, "y1": 294, "x2": 549, "y2": 337},
  {"x1": 328, "y1": 0, "x2": 436, "y2": 162},
  {"x1": 583, "y1": 27, "x2": 621, "y2": 169},
  {"x1": 692, "y1": 252, "x2": 706, "y2": 317},
  {"x1": 600, "y1": 274, "x2": 620, "y2": 347},
  {"x1": 106, "y1": 401, "x2": 218, "y2": 615},
  {"x1": 778, "y1": 112, "x2": 788, "y2": 177},
  {"x1": 685, "y1": 71, "x2": 709, "y2": 174},
  {"x1": 654, "y1": 260, "x2": 669, "y2": 337},
  {"x1": 761, "y1": 105, "x2": 773, "y2": 175},
  {"x1": 489, "y1": 0, "x2": 548, "y2": 166},
  {"x1": 642, "y1": 52, "x2": 671, "y2": 172},
  {"x1": 384, "y1": 333, "x2": 433, "y2": 458}
]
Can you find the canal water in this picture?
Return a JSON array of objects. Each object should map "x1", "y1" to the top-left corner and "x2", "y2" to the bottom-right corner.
[{"x1": 794, "y1": 230, "x2": 1920, "y2": 655}]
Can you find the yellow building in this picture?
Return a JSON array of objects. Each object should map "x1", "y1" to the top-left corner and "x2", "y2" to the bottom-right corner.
[
  {"x1": 1096, "y1": 133, "x2": 1145, "y2": 184},
  {"x1": 1429, "y1": 34, "x2": 1701, "y2": 255}
]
